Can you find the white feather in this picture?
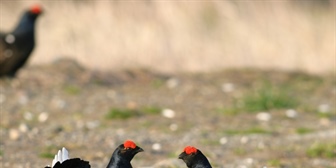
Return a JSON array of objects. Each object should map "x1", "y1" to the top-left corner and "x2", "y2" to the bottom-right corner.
[
  {"x1": 61, "y1": 147, "x2": 69, "y2": 161},
  {"x1": 51, "y1": 147, "x2": 70, "y2": 167}
]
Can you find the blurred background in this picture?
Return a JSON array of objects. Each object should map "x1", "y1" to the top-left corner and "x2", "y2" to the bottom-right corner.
[
  {"x1": 0, "y1": 0, "x2": 334, "y2": 74},
  {"x1": 0, "y1": 0, "x2": 335, "y2": 168}
]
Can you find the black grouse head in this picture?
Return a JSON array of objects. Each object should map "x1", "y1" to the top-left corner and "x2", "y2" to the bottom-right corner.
[
  {"x1": 106, "y1": 140, "x2": 144, "y2": 168},
  {"x1": 116, "y1": 140, "x2": 144, "y2": 161},
  {"x1": 27, "y1": 4, "x2": 43, "y2": 19},
  {"x1": 13, "y1": 4, "x2": 43, "y2": 34},
  {"x1": 178, "y1": 146, "x2": 212, "y2": 168}
]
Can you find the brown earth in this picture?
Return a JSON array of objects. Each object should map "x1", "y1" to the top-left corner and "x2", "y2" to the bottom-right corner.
[{"x1": 0, "y1": 59, "x2": 335, "y2": 168}]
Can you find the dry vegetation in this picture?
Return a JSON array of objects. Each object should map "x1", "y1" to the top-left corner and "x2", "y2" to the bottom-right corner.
[
  {"x1": 0, "y1": 0, "x2": 334, "y2": 74},
  {"x1": 0, "y1": 1, "x2": 335, "y2": 168}
]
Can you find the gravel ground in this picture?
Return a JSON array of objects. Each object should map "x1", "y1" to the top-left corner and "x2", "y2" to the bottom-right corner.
[{"x1": 0, "y1": 59, "x2": 335, "y2": 168}]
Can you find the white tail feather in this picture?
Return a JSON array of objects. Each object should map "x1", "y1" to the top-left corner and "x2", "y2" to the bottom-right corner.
[
  {"x1": 51, "y1": 147, "x2": 69, "y2": 167},
  {"x1": 62, "y1": 147, "x2": 69, "y2": 161}
]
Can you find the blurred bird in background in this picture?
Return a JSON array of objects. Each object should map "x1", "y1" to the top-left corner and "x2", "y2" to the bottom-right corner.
[{"x1": 0, "y1": 4, "x2": 42, "y2": 78}]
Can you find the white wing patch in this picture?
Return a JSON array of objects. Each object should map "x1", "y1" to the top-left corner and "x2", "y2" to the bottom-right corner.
[
  {"x1": 51, "y1": 147, "x2": 69, "y2": 167},
  {"x1": 5, "y1": 34, "x2": 15, "y2": 44}
]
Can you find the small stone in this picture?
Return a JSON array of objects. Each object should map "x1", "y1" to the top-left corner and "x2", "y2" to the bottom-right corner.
[
  {"x1": 240, "y1": 136, "x2": 249, "y2": 144},
  {"x1": 318, "y1": 104, "x2": 330, "y2": 113},
  {"x1": 222, "y1": 83, "x2": 235, "y2": 93},
  {"x1": 9, "y1": 129, "x2": 20, "y2": 140},
  {"x1": 86, "y1": 121, "x2": 100, "y2": 130},
  {"x1": 166, "y1": 78, "x2": 179, "y2": 89},
  {"x1": 24, "y1": 112, "x2": 33, "y2": 121},
  {"x1": 162, "y1": 109, "x2": 175, "y2": 118},
  {"x1": 258, "y1": 141, "x2": 265, "y2": 149},
  {"x1": 245, "y1": 158, "x2": 254, "y2": 164},
  {"x1": 152, "y1": 143, "x2": 161, "y2": 151},
  {"x1": 107, "y1": 90, "x2": 117, "y2": 99},
  {"x1": 256, "y1": 112, "x2": 271, "y2": 121},
  {"x1": 285, "y1": 109, "x2": 297, "y2": 118},
  {"x1": 169, "y1": 123, "x2": 178, "y2": 131},
  {"x1": 319, "y1": 118, "x2": 330, "y2": 126},
  {"x1": 0, "y1": 94, "x2": 5, "y2": 103},
  {"x1": 56, "y1": 100, "x2": 66, "y2": 109},
  {"x1": 38, "y1": 112, "x2": 48, "y2": 123},
  {"x1": 219, "y1": 137, "x2": 228, "y2": 145},
  {"x1": 19, "y1": 123, "x2": 28, "y2": 133},
  {"x1": 127, "y1": 101, "x2": 137, "y2": 109}
]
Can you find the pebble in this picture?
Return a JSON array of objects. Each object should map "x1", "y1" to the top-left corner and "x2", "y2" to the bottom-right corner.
[
  {"x1": 256, "y1": 112, "x2": 271, "y2": 121},
  {"x1": 38, "y1": 112, "x2": 49, "y2": 122},
  {"x1": 219, "y1": 137, "x2": 228, "y2": 145},
  {"x1": 285, "y1": 109, "x2": 298, "y2": 118},
  {"x1": 86, "y1": 121, "x2": 100, "y2": 130},
  {"x1": 222, "y1": 83, "x2": 235, "y2": 93},
  {"x1": 106, "y1": 90, "x2": 117, "y2": 99},
  {"x1": 0, "y1": 94, "x2": 5, "y2": 103},
  {"x1": 166, "y1": 78, "x2": 179, "y2": 89},
  {"x1": 319, "y1": 118, "x2": 330, "y2": 126},
  {"x1": 258, "y1": 141, "x2": 265, "y2": 149},
  {"x1": 240, "y1": 136, "x2": 249, "y2": 144},
  {"x1": 152, "y1": 143, "x2": 162, "y2": 151},
  {"x1": 24, "y1": 112, "x2": 33, "y2": 121},
  {"x1": 318, "y1": 104, "x2": 330, "y2": 113},
  {"x1": 162, "y1": 109, "x2": 175, "y2": 118},
  {"x1": 9, "y1": 129, "x2": 20, "y2": 140},
  {"x1": 245, "y1": 158, "x2": 254, "y2": 164},
  {"x1": 19, "y1": 123, "x2": 28, "y2": 133},
  {"x1": 169, "y1": 123, "x2": 178, "y2": 131}
]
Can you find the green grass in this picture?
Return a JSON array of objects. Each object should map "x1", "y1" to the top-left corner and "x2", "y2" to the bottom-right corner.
[
  {"x1": 39, "y1": 145, "x2": 59, "y2": 159},
  {"x1": 140, "y1": 106, "x2": 162, "y2": 115},
  {"x1": 63, "y1": 85, "x2": 81, "y2": 95},
  {"x1": 105, "y1": 106, "x2": 162, "y2": 120},
  {"x1": 296, "y1": 127, "x2": 314, "y2": 134},
  {"x1": 267, "y1": 159, "x2": 281, "y2": 167},
  {"x1": 0, "y1": 150, "x2": 3, "y2": 156},
  {"x1": 216, "y1": 107, "x2": 239, "y2": 116},
  {"x1": 224, "y1": 127, "x2": 271, "y2": 135},
  {"x1": 306, "y1": 142, "x2": 336, "y2": 158},
  {"x1": 242, "y1": 83, "x2": 298, "y2": 112},
  {"x1": 105, "y1": 108, "x2": 139, "y2": 119},
  {"x1": 220, "y1": 81, "x2": 299, "y2": 114},
  {"x1": 39, "y1": 152, "x2": 55, "y2": 159},
  {"x1": 234, "y1": 147, "x2": 247, "y2": 156},
  {"x1": 151, "y1": 79, "x2": 165, "y2": 88}
]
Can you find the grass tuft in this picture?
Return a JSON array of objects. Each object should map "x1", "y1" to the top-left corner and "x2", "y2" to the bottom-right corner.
[
  {"x1": 105, "y1": 108, "x2": 139, "y2": 119},
  {"x1": 140, "y1": 106, "x2": 162, "y2": 115},
  {"x1": 39, "y1": 152, "x2": 55, "y2": 159},
  {"x1": 63, "y1": 85, "x2": 81, "y2": 95},
  {"x1": 224, "y1": 127, "x2": 271, "y2": 135},
  {"x1": 306, "y1": 142, "x2": 336, "y2": 158},
  {"x1": 296, "y1": 127, "x2": 314, "y2": 134}
]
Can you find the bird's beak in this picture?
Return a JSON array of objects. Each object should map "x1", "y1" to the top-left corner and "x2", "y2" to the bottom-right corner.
[
  {"x1": 178, "y1": 152, "x2": 186, "y2": 159},
  {"x1": 136, "y1": 147, "x2": 144, "y2": 153}
]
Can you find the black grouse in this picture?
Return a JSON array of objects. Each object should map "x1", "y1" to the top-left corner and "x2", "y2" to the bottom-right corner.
[
  {"x1": 45, "y1": 140, "x2": 144, "y2": 168},
  {"x1": 178, "y1": 146, "x2": 212, "y2": 168},
  {"x1": 0, "y1": 4, "x2": 43, "y2": 77}
]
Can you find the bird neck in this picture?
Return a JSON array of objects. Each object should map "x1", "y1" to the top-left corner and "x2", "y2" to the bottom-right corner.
[
  {"x1": 106, "y1": 149, "x2": 133, "y2": 168},
  {"x1": 190, "y1": 152, "x2": 212, "y2": 168},
  {"x1": 13, "y1": 12, "x2": 37, "y2": 35}
]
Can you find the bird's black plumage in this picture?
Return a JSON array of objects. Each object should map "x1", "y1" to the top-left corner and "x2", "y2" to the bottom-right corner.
[
  {"x1": 106, "y1": 141, "x2": 144, "y2": 168},
  {"x1": 45, "y1": 158, "x2": 90, "y2": 168},
  {"x1": 44, "y1": 140, "x2": 143, "y2": 168},
  {"x1": 178, "y1": 146, "x2": 212, "y2": 168},
  {"x1": 0, "y1": 4, "x2": 42, "y2": 77}
]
